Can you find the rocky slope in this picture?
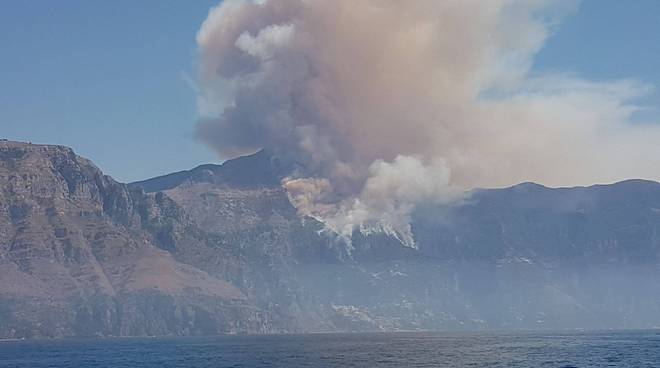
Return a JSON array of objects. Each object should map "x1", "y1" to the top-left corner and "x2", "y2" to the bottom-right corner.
[
  {"x1": 1, "y1": 140, "x2": 660, "y2": 338},
  {"x1": 0, "y1": 141, "x2": 267, "y2": 338},
  {"x1": 135, "y1": 150, "x2": 660, "y2": 332}
]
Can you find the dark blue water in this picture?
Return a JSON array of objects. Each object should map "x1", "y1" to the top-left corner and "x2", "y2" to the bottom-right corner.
[{"x1": 1, "y1": 331, "x2": 659, "y2": 367}]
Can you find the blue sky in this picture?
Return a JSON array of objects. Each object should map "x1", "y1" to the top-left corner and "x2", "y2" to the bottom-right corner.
[{"x1": 1, "y1": 0, "x2": 659, "y2": 182}]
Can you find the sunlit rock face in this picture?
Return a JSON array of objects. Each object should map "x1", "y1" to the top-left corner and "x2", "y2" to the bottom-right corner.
[
  {"x1": 1, "y1": 140, "x2": 659, "y2": 338},
  {"x1": 0, "y1": 141, "x2": 267, "y2": 338}
]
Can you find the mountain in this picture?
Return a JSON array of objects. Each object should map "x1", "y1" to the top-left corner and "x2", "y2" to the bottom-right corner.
[
  {"x1": 130, "y1": 149, "x2": 299, "y2": 192},
  {"x1": 1, "y1": 140, "x2": 659, "y2": 338},
  {"x1": 0, "y1": 141, "x2": 267, "y2": 338}
]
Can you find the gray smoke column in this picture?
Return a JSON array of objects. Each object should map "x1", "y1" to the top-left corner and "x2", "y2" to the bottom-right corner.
[{"x1": 194, "y1": 0, "x2": 660, "y2": 246}]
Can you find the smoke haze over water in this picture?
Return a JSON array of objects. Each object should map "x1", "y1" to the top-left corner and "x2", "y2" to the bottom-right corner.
[{"x1": 194, "y1": 0, "x2": 660, "y2": 245}]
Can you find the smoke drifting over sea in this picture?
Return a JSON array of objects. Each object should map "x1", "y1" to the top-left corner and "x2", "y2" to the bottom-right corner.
[{"x1": 194, "y1": 0, "x2": 660, "y2": 245}]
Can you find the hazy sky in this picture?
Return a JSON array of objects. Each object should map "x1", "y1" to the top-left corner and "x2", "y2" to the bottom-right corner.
[{"x1": 1, "y1": 0, "x2": 659, "y2": 183}]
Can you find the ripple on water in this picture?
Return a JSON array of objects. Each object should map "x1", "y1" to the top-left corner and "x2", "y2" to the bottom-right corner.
[{"x1": 0, "y1": 331, "x2": 659, "y2": 368}]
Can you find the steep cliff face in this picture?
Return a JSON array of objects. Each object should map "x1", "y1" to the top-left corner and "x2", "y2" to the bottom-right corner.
[
  {"x1": 2, "y1": 140, "x2": 660, "y2": 338},
  {"x1": 0, "y1": 141, "x2": 267, "y2": 338}
]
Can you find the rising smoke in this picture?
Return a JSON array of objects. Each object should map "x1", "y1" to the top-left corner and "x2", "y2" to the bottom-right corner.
[{"x1": 194, "y1": 0, "x2": 660, "y2": 246}]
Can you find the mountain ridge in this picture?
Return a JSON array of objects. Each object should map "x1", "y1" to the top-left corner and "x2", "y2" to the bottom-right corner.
[
  {"x1": 1, "y1": 139, "x2": 660, "y2": 338},
  {"x1": 130, "y1": 148, "x2": 301, "y2": 193}
]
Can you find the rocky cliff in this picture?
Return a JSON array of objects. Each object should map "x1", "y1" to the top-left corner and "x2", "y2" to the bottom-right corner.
[
  {"x1": 0, "y1": 141, "x2": 267, "y2": 338},
  {"x1": 1, "y1": 140, "x2": 659, "y2": 338}
]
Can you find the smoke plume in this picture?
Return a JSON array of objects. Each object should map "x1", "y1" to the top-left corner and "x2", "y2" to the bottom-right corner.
[{"x1": 194, "y1": 0, "x2": 660, "y2": 246}]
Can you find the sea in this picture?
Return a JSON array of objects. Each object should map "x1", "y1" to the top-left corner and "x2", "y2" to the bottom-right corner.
[{"x1": 1, "y1": 330, "x2": 658, "y2": 367}]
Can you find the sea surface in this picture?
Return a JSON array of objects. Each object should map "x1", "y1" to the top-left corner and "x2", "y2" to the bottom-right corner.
[{"x1": 1, "y1": 330, "x2": 659, "y2": 367}]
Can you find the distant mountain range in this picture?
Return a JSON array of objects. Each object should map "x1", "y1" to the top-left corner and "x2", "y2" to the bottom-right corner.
[{"x1": 1, "y1": 140, "x2": 659, "y2": 339}]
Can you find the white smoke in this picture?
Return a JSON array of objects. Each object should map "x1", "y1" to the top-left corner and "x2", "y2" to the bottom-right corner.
[{"x1": 194, "y1": 0, "x2": 660, "y2": 245}]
